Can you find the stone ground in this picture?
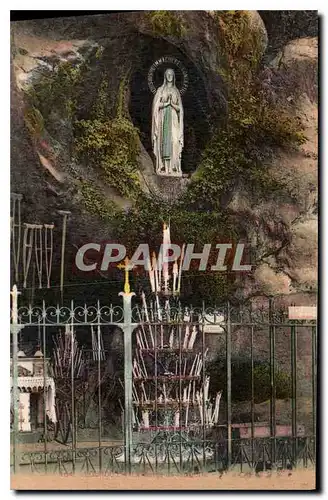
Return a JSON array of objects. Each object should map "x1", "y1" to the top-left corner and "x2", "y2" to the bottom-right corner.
[{"x1": 11, "y1": 469, "x2": 316, "y2": 490}]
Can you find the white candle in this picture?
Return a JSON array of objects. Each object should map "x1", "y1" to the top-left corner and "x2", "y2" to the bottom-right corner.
[
  {"x1": 152, "y1": 253, "x2": 159, "y2": 292},
  {"x1": 177, "y1": 244, "x2": 185, "y2": 293},
  {"x1": 147, "y1": 256, "x2": 156, "y2": 292}
]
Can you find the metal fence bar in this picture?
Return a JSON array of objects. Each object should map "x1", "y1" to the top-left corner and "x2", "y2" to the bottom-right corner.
[
  {"x1": 120, "y1": 291, "x2": 134, "y2": 474},
  {"x1": 70, "y1": 301, "x2": 76, "y2": 473},
  {"x1": 10, "y1": 292, "x2": 317, "y2": 476},
  {"x1": 11, "y1": 323, "x2": 19, "y2": 475},
  {"x1": 11, "y1": 286, "x2": 23, "y2": 474},
  {"x1": 201, "y1": 307, "x2": 206, "y2": 467},
  {"x1": 291, "y1": 323, "x2": 297, "y2": 466},
  {"x1": 179, "y1": 322, "x2": 183, "y2": 471},
  {"x1": 42, "y1": 302, "x2": 48, "y2": 473},
  {"x1": 269, "y1": 298, "x2": 276, "y2": 467},
  {"x1": 226, "y1": 301, "x2": 232, "y2": 469},
  {"x1": 312, "y1": 324, "x2": 317, "y2": 463},
  {"x1": 97, "y1": 320, "x2": 102, "y2": 473},
  {"x1": 250, "y1": 324, "x2": 254, "y2": 467},
  {"x1": 18, "y1": 436, "x2": 316, "y2": 476}
]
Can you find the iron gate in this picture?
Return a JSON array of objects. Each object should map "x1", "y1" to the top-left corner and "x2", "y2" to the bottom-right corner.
[{"x1": 10, "y1": 294, "x2": 317, "y2": 475}]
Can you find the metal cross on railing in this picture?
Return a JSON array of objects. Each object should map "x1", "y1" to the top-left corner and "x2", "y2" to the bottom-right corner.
[{"x1": 117, "y1": 256, "x2": 133, "y2": 294}]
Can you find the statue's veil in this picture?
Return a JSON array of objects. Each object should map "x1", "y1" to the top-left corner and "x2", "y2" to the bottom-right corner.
[{"x1": 164, "y1": 68, "x2": 176, "y2": 87}]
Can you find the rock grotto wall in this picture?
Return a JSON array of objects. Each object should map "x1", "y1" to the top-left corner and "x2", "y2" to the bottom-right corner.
[{"x1": 10, "y1": 11, "x2": 318, "y2": 307}]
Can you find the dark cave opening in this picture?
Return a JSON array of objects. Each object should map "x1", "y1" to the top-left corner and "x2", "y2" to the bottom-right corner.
[{"x1": 129, "y1": 36, "x2": 211, "y2": 174}]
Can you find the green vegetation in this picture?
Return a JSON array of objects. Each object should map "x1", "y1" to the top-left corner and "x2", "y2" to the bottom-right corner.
[
  {"x1": 186, "y1": 10, "x2": 306, "y2": 208},
  {"x1": 74, "y1": 11, "x2": 306, "y2": 302},
  {"x1": 112, "y1": 10, "x2": 306, "y2": 300},
  {"x1": 112, "y1": 197, "x2": 236, "y2": 251},
  {"x1": 215, "y1": 10, "x2": 264, "y2": 82},
  {"x1": 24, "y1": 58, "x2": 90, "y2": 124},
  {"x1": 109, "y1": 197, "x2": 237, "y2": 304},
  {"x1": 78, "y1": 180, "x2": 118, "y2": 220},
  {"x1": 253, "y1": 363, "x2": 291, "y2": 402},
  {"x1": 74, "y1": 116, "x2": 140, "y2": 198},
  {"x1": 23, "y1": 51, "x2": 141, "y2": 200},
  {"x1": 106, "y1": 11, "x2": 306, "y2": 304},
  {"x1": 74, "y1": 74, "x2": 141, "y2": 199},
  {"x1": 19, "y1": 12, "x2": 307, "y2": 304},
  {"x1": 24, "y1": 106, "x2": 44, "y2": 137},
  {"x1": 21, "y1": 50, "x2": 141, "y2": 218},
  {"x1": 148, "y1": 10, "x2": 187, "y2": 37},
  {"x1": 208, "y1": 356, "x2": 292, "y2": 403}
]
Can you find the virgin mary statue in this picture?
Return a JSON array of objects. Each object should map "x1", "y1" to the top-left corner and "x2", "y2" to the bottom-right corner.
[{"x1": 151, "y1": 68, "x2": 184, "y2": 176}]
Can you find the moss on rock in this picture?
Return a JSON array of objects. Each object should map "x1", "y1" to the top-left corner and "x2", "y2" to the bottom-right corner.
[
  {"x1": 78, "y1": 180, "x2": 118, "y2": 220},
  {"x1": 24, "y1": 58, "x2": 90, "y2": 124},
  {"x1": 14, "y1": 11, "x2": 313, "y2": 304},
  {"x1": 74, "y1": 74, "x2": 141, "y2": 199},
  {"x1": 23, "y1": 106, "x2": 44, "y2": 137},
  {"x1": 148, "y1": 10, "x2": 187, "y2": 38},
  {"x1": 184, "y1": 10, "x2": 307, "y2": 208}
]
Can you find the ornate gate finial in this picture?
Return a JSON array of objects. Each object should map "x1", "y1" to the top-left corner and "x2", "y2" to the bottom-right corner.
[{"x1": 117, "y1": 256, "x2": 133, "y2": 294}]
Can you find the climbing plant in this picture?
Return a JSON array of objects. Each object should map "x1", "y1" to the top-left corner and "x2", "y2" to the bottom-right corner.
[
  {"x1": 24, "y1": 57, "x2": 91, "y2": 125},
  {"x1": 78, "y1": 180, "x2": 119, "y2": 221},
  {"x1": 74, "y1": 74, "x2": 141, "y2": 199},
  {"x1": 106, "y1": 11, "x2": 308, "y2": 304},
  {"x1": 18, "y1": 13, "x2": 309, "y2": 305},
  {"x1": 185, "y1": 10, "x2": 306, "y2": 208},
  {"x1": 148, "y1": 10, "x2": 187, "y2": 38},
  {"x1": 208, "y1": 355, "x2": 292, "y2": 404}
]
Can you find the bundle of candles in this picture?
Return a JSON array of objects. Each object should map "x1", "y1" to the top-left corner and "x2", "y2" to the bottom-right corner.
[
  {"x1": 135, "y1": 294, "x2": 198, "y2": 350},
  {"x1": 91, "y1": 325, "x2": 105, "y2": 361},
  {"x1": 147, "y1": 223, "x2": 185, "y2": 295},
  {"x1": 132, "y1": 385, "x2": 222, "y2": 430},
  {"x1": 131, "y1": 336, "x2": 222, "y2": 430},
  {"x1": 128, "y1": 222, "x2": 222, "y2": 432}
]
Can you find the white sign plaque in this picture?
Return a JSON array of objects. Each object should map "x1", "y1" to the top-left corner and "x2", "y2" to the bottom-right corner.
[
  {"x1": 288, "y1": 306, "x2": 317, "y2": 320},
  {"x1": 203, "y1": 313, "x2": 225, "y2": 333}
]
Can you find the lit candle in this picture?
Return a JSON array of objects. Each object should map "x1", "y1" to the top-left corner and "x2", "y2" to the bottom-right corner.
[
  {"x1": 173, "y1": 259, "x2": 178, "y2": 292},
  {"x1": 177, "y1": 244, "x2": 185, "y2": 293},
  {"x1": 152, "y1": 252, "x2": 159, "y2": 292}
]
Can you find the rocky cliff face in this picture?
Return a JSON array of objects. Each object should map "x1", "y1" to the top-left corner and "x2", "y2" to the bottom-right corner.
[
  {"x1": 259, "y1": 10, "x2": 318, "y2": 57},
  {"x1": 229, "y1": 36, "x2": 318, "y2": 302},
  {"x1": 10, "y1": 11, "x2": 318, "y2": 306}
]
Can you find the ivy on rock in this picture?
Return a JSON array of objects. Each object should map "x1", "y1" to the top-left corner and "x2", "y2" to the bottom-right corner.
[
  {"x1": 74, "y1": 74, "x2": 141, "y2": 199},
  {"x1": 19, "y1": 12, "x2": 308, "y2": 304}
]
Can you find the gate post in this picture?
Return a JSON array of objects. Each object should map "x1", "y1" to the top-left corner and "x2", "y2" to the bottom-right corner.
[
  {"x1": 312, "y1": 324, "x2": 317, "y2": 443},
  {"x1": 10, "y1": 285, "x2": 24, "y2": 474},
  {"x1": 119, "y1": 259, "x2": 135, "y2": 474}
]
